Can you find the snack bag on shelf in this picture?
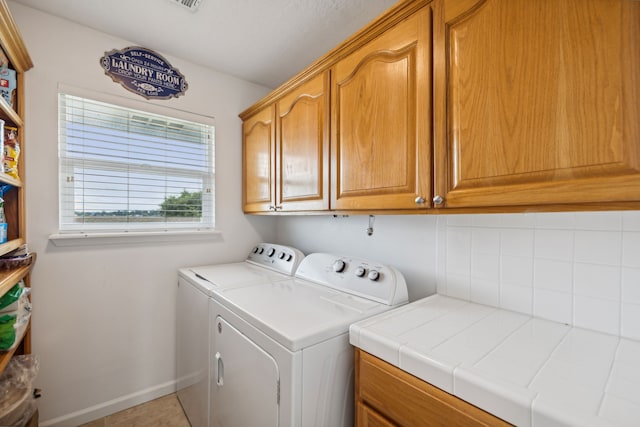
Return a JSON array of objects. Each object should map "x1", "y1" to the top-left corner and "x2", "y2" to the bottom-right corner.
[
  {"x1": 3, "y1": 126, "x2": 19, "y2": 179},
  {"x1": 0, "y1": 68, "x2": 16, "y2": 109}
]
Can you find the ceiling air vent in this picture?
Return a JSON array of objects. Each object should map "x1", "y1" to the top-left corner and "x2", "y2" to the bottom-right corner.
[{"x1": 167, "y1": 0, "x2": 203, "y2": 12}]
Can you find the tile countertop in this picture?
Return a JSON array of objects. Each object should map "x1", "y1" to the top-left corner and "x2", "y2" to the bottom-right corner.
[{"x1": 349, "y1": 294, "x2": 640, "y2": 427}]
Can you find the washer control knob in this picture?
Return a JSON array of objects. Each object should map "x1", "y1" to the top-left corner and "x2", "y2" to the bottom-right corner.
[
  {"x1": 333, "y1": 260, "x2": 346, "y2": 273},
  {"x1": 286, "y1": 254, "x2": 293, "y2": 262},
  {"x1": 252, "y1": 247, "x2": 259, "y2": 254},
  {"x1": 258, "y1": 247, "x2": 264, "y2": 254},
  {"x1": 278, "y1": 251, "x2": 286, "y2": 259},
  {"x1": 267, "y1": 248, "x2": 276, "y2": 257},
  {"x1": 368, "y1": 270, "x2": 380, "y2": 281},
  {"x1": 355, "y1": 266, "x2": 366, "y2": 277}
]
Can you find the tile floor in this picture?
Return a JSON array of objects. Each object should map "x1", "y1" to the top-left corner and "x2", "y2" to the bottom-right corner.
[{"x1": 78, "y1": 393, "x2": 190, "y2": 427}]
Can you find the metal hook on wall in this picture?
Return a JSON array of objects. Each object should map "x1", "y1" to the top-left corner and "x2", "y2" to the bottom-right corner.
[{"x1": 366, "y1": 215, "x2": 375, "y2": 236}]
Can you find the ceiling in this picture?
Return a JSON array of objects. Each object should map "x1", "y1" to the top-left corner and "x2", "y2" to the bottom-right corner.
[{"x1": 10, "y1": 0, "x2": 397, "y2": 88}]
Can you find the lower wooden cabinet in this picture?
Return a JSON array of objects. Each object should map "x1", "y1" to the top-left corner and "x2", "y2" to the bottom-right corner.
[
  {"x1": 355, "y1": 349, "x2": 511, "y2": 427},
  {"x1": 357, "y1": 401, "x2": 397, "y2": 427}
]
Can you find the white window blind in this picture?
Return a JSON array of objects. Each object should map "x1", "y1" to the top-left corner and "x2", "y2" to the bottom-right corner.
[{"x1": 58, "y1": 93, "x2": 215, "y2": 234}]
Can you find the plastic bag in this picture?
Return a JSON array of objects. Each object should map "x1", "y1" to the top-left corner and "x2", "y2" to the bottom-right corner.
[
  {"x1": 0, "y1": 282, "x2": 29, "y2": 315},
  {"x1": 0, "y1": 282, "x2": 31, "y2": 351},
  {"x1": 0, "y1": 355, "x2": 39, "y2": 426},
  {"x1": 0, "y1": 283, "x2": 22, "y2": 311}
]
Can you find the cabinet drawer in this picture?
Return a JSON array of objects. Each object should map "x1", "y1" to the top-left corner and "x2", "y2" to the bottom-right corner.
[{"x1": 356, "y1": 350, "x2": 511, "y2": 427}]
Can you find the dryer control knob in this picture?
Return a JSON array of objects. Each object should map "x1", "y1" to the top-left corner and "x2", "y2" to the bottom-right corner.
[
  {"x1": 355, "y1": 266, "x2": 366, "y2": 277},
  {"x1": 333, "y1": 260, "x2": 346, "y2": 273},
  {"x1": 368, "y1": 270, "x2": 380, "y2": 281},
  {"x1": 267, "y1": 248, "x2": 276, "y2": 257},
  {"x1": 258, "y1": 247, "x2": 264, "y2": 254},
  {"x1": 253, "y1": 247, "x2": 259, "y2": 253},
  {"x1": 278, "y1": 251, "x2": 286, "y2": 259},
  {"x1": 286, "y1": 254, "x2": 293, "y2": 262}
]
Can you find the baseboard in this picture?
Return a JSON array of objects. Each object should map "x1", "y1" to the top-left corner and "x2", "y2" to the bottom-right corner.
[{"x1": 39, "y1": 380, "x2": 177, "y2": 427}]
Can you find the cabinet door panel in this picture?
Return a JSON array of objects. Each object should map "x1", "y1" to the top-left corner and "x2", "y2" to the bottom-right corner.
[
  {"x1": 357, "y1": 402, "x2": 397, "y2": 427},
  {"x1": 243, "y1": 106, "x2": 275, "y2": 212},
  {"x1": 435, "y1": 0, "x2": 640, "y2": 208},
  {"x1": 277, "y1": 72, "x2": 329, "y2": 211},
  {"x1": 332, "y1": 7, "x2": 432, "y2": 210},
  {"x1": 356, "y1": 350, "x2": 511, "y2": 427}
]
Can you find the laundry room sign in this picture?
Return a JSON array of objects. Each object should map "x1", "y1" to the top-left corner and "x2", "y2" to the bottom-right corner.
[{"x1": 100, "y1": 46, "x2": 188, "y2": 100}]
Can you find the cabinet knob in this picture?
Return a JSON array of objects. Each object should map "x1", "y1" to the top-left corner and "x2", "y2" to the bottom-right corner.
[
  {"x1": 415, "y1": 196, "x2": 426, "y2": 204},
  {"x1": 268, "y1": 205, "x2": 276, "y2": 211},
  {"x1": 433, "y1": 195, "x2": 444, "y2": 205}
]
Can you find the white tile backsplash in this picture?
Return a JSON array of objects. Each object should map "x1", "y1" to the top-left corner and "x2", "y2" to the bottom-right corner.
[
  {"x1": 534, "y1": 229, "x2": 574, "y2": 261},
  {"x1": 500, "y1": 284, "x2": 533, "y2": 314},
  {"x1": 573, "y1": 211, "x2": 623, "y2": 231},
  {"x1": 622, "y1": 211, "x2": 640, "y2": 231},
  {"x1": 573, "y1": 263, "x2": 621, "y2": 300},
  {"x1": 445, "y1": 227, "x2": 471, "y2": 275},
  {"x1": 622, "y1": 232, "x2": 640, "y2": 268},
  {"x1": 622, "y1": 267, "x2": 640, "y2": 303},
  {"x1": 573, "y1": 295, "x2": 620, "y2": 335},
  {"x1": 534, "y1": 259, "x2": 573, "y2": 293},
  {"x1": 533, "y1": 289, "x2": 573, "y2": 324},
  {"x1": 438, "y1": 211, "x2": 640, "y2": 339},
  {"x1": 501, "y1": 255, "x2": 534, "y2": 288},
  {"x1": 621, "y1": 303, "x2": 640, "y2": 340},
  {"x1": 574, "y1": 230, "x2": 622, "y2": 266},
  {"x1": 535, "y1": 211, "x2": 576, "y2": 229},
  {"x1": 501, "y1": 228, "x2": 535, "y2": 257}
]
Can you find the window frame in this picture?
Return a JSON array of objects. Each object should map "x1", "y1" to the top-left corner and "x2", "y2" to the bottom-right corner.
[{"x1": 53, "y1": 85, "x2": 217, "y2": 242}]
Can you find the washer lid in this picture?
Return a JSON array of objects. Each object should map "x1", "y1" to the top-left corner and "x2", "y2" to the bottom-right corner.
[
  {"x1": 217, "y1": 278, "x2": 390, "y2": 352},
  {"x1": 180, "y1": 262, "x2": 292, "y2": 296}
]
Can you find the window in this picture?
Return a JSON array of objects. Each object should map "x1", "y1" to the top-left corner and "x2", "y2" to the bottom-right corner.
[{"x1": 58, "y1": 93, "x2": 215, "y2": 234}]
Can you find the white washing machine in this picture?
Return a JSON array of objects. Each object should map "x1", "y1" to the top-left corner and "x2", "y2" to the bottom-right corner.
[
  {"x1": 209, "y1": 252, "x2": 409, "y2": 427},
  {"x1": 176, "y1": 243, "x2": 305, "y2": 427}
]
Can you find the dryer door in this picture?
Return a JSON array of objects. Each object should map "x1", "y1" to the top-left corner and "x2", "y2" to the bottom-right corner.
[{"x1": 212, "y1": 316, "x2": 279, "y2": 427}]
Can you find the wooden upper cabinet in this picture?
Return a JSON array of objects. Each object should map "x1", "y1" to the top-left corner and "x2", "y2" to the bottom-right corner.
[
  {"x1": 242, "y1": 105, "x2": 275, "y2": 212},
  {"x1": 331, "y1": 6, "x2": 433, "y2": 211},
  {"x1": 276, "y1": 72, "x2": 330, "y2": 211},
  {"x1": 434, "y1": 0, "x2": 640, "y2": 208}
]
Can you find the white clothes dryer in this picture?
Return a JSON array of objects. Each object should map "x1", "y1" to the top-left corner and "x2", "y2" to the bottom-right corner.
[
  {"x1": 176, "y1": 243, "x2": 304, "y2": 427},
  {"x1": 209, "y1": 252, "x2": 409, "y2": 427}
]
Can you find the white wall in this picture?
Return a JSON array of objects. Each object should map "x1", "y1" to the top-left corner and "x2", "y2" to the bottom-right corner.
[
  {"x1": 9, "y1": 3, "x2": 275, "y2": 426},
  {"x1": 275, "y1": 215, "x2": 439, "y2": 302}
]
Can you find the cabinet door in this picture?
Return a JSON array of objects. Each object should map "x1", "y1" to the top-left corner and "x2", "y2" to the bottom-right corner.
[
  {"x1": 357, "y1": 402, "x2": 397, "y2": 427},
  {"x1": 276, "y1": 72, "x2": 330, "y2": 211},
  {"x1": 355, "y1": 349, "x2": 511, "y2": 427},
  {"x1": 243, "y1": 105, "x2": 276, "y2": 212},
  {"x1": 434, "y1": 0, "x2": 640, "y2": 208},
  {"x1": 331, "y1": 6, "x2": 432, "y2": 210}
]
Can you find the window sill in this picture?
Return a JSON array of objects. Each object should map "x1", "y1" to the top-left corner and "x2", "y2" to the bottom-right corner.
[{"x1": 48, "y1": 229, "x2": 222, "y2": 247}]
